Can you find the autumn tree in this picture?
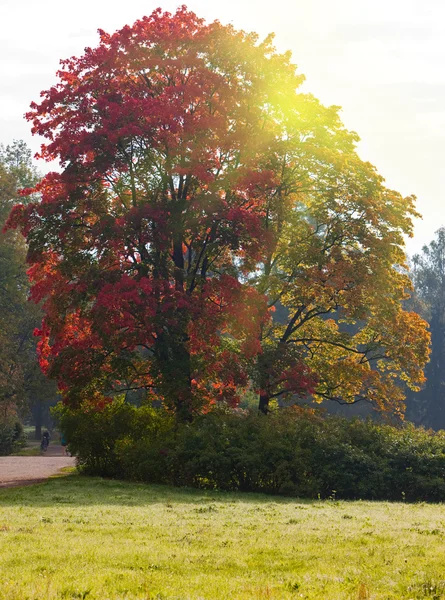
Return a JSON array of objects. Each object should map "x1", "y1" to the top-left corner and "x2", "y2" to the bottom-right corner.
[
  {"x1": 251, "y1": 109, "x2": 430, "y2": 415},
  {"x1": 8, "y1": 7, "x2": 293, "y2": 419},
  {"x1": 7, "y1": 7, "x2": 430, "y2": 420}
]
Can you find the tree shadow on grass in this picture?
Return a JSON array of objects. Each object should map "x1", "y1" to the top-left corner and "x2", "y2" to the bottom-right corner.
[{"x1": 0, "y1": 473, "x2": 321, "y2": 508}]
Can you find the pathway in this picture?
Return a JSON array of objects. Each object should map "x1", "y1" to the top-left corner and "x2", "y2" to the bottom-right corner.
[{"x1": 0, "y1": 445, "x2": 76, "y2": 488}]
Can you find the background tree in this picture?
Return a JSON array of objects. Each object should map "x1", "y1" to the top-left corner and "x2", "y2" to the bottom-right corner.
[
  {"x1": 7, "y1": 7, "x2": 430, "y2": 420},
  {"x1": 0, "y1": 161, "x2": 27, "y2": 420},
  {"x1": 405, "y1": 228, "x2": 445, "y2": 428},
  {"x1": 0, "y1": 140, "x2": 39, "y2": 189},
  {"x1": 0, "y1": 143, "x2": 36, "y2": 420},
  {"x1": 0, "y1": 140, "x2": 56, "y2": 431}
]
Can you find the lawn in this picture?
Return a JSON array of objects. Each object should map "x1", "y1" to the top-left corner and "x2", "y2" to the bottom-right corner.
[{"x1": 1, "y1": 476, "x2": 445, "y2": 599}]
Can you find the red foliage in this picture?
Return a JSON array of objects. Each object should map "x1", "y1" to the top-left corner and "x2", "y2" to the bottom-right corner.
[{"x1": 6, "y1": 7, "x2": 315, "y2": 416}]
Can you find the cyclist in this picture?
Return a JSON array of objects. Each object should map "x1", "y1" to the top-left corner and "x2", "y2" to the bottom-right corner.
[{"x1": 40, "y1": 431, "x2": 50, "y2": 452}]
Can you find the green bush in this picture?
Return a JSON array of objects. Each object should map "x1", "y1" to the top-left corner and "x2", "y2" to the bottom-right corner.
[
  {"x1": 52, "y1": 399, "x2": 174, "y2": 477},
  {"x1": 52, "y1": 401, "x2": 445, "y2": 501},
  {"x1": 0, "y1": 420, "x2": 26, "y2": 455}
]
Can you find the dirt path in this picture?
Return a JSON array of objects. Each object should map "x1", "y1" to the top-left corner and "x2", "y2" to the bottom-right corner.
[{"x1": 0, "y1": 445, "x2": 76, "y2": 488}]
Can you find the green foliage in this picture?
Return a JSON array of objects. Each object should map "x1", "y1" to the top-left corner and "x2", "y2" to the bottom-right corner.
[
  {"x1": 0, "y1": 140, "x2": 39, "y2": 189},
  {"x1": 52, "y1": 399, "x2": 174, "y2": 477},
  {"x1": 407, "y1": 227, "x2": 445, "y2": 429},
  {"x1": 0, "y1": 420, "x2": 26, "y2": 455},
  {"x1": 0, "y1": 140, "x2": 50, "y2": 423},
  {"x1": 55, "y1": 401, "x2": 445, "y2": 501}
]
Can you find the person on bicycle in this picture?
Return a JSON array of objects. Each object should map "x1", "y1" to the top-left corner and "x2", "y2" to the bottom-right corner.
[{"x1": 41, "y1": 431, "x2": 50, "y2": 452}]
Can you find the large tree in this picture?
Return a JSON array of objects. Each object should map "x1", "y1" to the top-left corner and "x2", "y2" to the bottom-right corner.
[{"x1": 7, "y1": 7, "x2": 429, "y2": 419}]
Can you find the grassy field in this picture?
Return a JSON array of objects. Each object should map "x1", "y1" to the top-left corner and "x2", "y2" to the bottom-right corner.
[{"x1": 1, "y1": 476, "x2": 445, "y2": 599}]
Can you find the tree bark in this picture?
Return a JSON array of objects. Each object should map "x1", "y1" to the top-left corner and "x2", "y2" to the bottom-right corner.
[
  {"x1": 258, "y1": 392, "x2": 270, "y2": 415},
  {"x1": 33, "y1": 399, "x2": 42, "y2": 440},
  {"x1": 173, "y1": 342, "x2": 193, "y2": 423},
  {"x1": 155, "y1": 325, "x2": 193, "y2": 422}
]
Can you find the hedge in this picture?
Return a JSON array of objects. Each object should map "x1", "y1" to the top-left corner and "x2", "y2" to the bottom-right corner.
[{"x1": 53, "y1": 401, "x2": 445, "y2": 501}]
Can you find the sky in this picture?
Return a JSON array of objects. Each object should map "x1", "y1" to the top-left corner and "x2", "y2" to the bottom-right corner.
[{"x1": 1, "y1": 0, "x2": 444, "y2": 256}]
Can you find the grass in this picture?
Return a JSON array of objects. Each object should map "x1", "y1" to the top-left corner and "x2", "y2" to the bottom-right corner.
[
  {"x1": 12, "y1": 445, "x2": 42, "y2": 456},
  {"x1": 23, "y1": 426, "x2": 36, "y2": 437},
  {"x1": 1, "y1": 477, "x2": 445, "y2": 599},
  {"x1": 11, "y1": 438, "x2": 41, "y2": 456}
]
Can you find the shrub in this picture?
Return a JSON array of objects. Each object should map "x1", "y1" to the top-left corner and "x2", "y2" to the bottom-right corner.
[
  {"x1": 0, "y1": 420, "x2": 26, "y2": 455},
  {"x1": 52, "y1": 399, "x2": 174, "y2": 477},
  {"x1": 53, "y1": 401, "x2": 445, "y2": 501}
]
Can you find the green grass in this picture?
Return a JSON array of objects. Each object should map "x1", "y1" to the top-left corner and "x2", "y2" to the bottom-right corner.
[
  {"x1": 22, "y1": 426, "x2": 36, "y2": 436},
  {"x1": 1, "y1": 477, "x2": 445, "y2": 599},
  {"x1": 12, "y1": 445, "x2": 42, "y2": 456},
  {"x1": 11, "y1": 438, "x2": 41, "y2": 456}
]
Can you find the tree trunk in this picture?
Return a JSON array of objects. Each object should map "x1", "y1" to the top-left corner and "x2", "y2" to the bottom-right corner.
[
  {"x1": 172, "y1": 337, "x2": 193, "y2": 423},
  {"x1": 258, "y1": 392, "x2": 270, "y2": 415},
  {"x1": 155, "y1": 326, "x2": 193, "y2": 422},
  {"x1": 33, "y1": 399, "x2": 42, "y2": 440}
]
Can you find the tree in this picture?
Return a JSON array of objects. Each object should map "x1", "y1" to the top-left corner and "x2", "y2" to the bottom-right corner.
[
  {"x1": 7, "y1": 7, "x2": 429, "y2": 420},
  {"x1": 406, "y1": 228, "x2": 445, "y2": 428},
  {"x1": 0, "y1": 140, "x2": 39, "y2": 189},
  {"x1": 0, "y1": 142, "x2": 44, "y2": 422},
  {"x1": 251, "y1": 111, "x2": 430, "y2": 415}
]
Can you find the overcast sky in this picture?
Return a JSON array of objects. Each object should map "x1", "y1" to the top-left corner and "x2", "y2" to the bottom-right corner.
[{"x1": 1, "y1": 0, "x2": 444, "y2": 255}]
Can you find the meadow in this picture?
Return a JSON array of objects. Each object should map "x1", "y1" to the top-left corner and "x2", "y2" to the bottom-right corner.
[{"x1": 1, "y1": 476, "x2": 445, "y2": 599}]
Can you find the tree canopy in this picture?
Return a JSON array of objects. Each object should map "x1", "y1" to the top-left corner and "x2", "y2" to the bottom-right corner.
[
  {"x1": 406, "y1": 228, "x2": 445, "y2": 428},
  {"x1": 0, "y1": 141, "x2": 44, "y2": 421},
  {"x1": 6, "y1": 6, "x2": 430, "y2": 419}
]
